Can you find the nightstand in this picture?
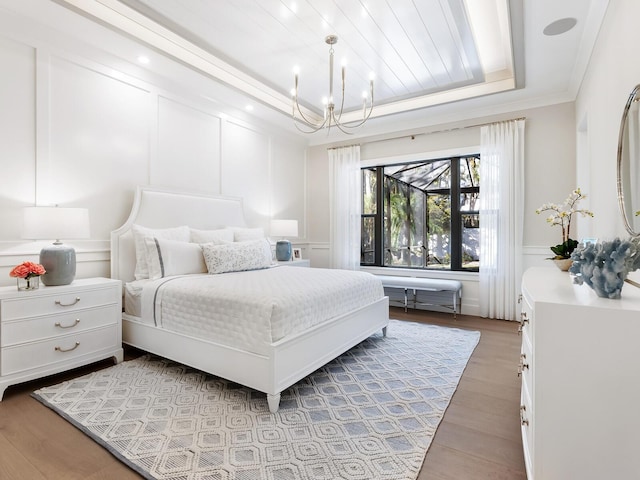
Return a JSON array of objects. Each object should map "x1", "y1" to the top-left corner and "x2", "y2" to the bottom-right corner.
[
  {"x1": 0, "y1": 277, "x2": 123, "y2": 400},
  {"x1": 274, "y1": 259, "x2": 310, "y2": 267}
]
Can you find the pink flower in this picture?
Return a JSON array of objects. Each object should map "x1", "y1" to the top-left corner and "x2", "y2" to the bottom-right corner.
[{"x1": 10, "y1": 261, "x2": 46, "y2": 279}]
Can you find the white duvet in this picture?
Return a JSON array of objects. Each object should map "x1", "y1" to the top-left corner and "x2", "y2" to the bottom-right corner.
[{"x1": 135, "y1": 266, "x2": 384, "y2": 355}]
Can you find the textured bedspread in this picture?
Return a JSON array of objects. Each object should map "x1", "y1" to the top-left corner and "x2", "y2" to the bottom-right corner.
[{"x1": 137, "y1": 266, "x2": 384, "y2": 355}]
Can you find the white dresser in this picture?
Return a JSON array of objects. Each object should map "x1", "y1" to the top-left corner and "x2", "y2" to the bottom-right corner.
[
  {"x1": 520, "y1": 267, "x2": 640, "y2": 479},
  {"x1": 0, "y1": 277, "x2": 123, "y2": 399}
]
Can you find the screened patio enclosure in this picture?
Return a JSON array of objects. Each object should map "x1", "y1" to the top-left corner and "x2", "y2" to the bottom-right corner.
[{"x1": 361, "y1": 156, "x2": 480, "y2": 271}]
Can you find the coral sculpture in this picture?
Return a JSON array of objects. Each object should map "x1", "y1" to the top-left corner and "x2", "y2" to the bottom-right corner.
[{"x1": 569, "y1": 238, "x2": 640, "y2": 298}]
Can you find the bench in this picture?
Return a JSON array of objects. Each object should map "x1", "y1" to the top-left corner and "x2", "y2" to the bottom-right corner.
[{"x1": 376, "y1": 275, "x2": 462, "y2": 318}]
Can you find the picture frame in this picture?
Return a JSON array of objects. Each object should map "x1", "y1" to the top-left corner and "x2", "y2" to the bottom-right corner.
[{"x1": 292, "y1": 248, "x2": 302, "y2": 260}]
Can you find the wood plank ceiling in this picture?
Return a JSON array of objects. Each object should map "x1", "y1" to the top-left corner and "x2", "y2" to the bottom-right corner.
[{"x1": 116, "y1": 0, "x2": 515, "y2": 119}]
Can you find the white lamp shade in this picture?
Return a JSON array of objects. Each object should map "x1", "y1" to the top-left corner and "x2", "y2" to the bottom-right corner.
[
  {"x1": 270, "y1": 219, "x2": 298, "y2": 238},
  {"x1": 22, "y1": 207, "x2": 90, "y2": 240}
]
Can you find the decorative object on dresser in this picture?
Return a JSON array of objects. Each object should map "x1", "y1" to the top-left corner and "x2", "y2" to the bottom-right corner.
[
  {"x1": 0, "y1": 277, "x2": 123, "y2": 400},
  {"x1": 569, "y1": 237, "x2": 640, "y2": 298},
  {"x1": 22, "y1": 206, "x2": 90, "y2": 285},
  {"x1": 519, "y1": 267, "x2": 640, "y2": 479},
  {"x1": 9, "y1": 261, "x2": 46, "y2": 291},
  {"x1": 33, "y1": 320, "x2": 480, "y2": 480},
  {"x1": 270, "y1": 219, "x2": 298, "y2": 261},
  {"x1": 535, "y1": 188, "x2": 594, "y2": 270}
]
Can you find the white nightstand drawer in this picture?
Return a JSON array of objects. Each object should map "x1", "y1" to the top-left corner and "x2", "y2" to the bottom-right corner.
[
  {"x1": 1, "y1": 285, "x2": 119, "y2": 321},
  {"x1": 1, "y1": 324, "x2": 119, "y2": 376},
  {"x1": 1, "y1": 305, "x2": 119, "y2": 347}
]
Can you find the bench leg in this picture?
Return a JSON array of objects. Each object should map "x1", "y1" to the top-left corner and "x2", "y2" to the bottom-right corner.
[{"x1": 403, "y1": 288, "x2": 408, "y2": 313}]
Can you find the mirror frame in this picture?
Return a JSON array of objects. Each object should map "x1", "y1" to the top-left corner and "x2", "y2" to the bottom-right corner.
[{"x1": 617, "y1": 84, "x2": 640, "y2": 236}]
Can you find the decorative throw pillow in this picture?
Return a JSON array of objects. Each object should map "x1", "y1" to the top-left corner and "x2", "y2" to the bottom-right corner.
[
  {"x1": 201, "y1": 238, "x2": 272, "y2": 274},
  {"x1": 190, "y1": 228, "x2": 234, "y2": 244},
  {"x1": 230, "y1": 227, "x2": 265, "y2": 242},
  {"x1": 144, "y1": 237, "x2": 207, "y2": 280},
  {"x1": 132, "y1": 224, "x2": 190, "y2": 280}
]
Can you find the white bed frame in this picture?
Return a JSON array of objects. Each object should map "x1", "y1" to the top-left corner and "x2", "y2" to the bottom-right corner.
[{"x1": 111, "y1": 186, "x2": 389, "y2": 412}]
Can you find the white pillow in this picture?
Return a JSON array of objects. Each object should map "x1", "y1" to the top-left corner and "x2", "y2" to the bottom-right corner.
[
  {"x1": 231, "y1": 227, "x2": 265, "y2": 242},
  {"x1": 202, "y1": 238, "x2": 272, "y2": 274},
  {"x1": 190, "y1": 228, "x2": 234, "y2": 244},
  {"x1": 132, "y1": 224, "x2": 190, "y2": 280},
  {"x1": 144, "y1": 237, "x2": 207, "y2": 280}
]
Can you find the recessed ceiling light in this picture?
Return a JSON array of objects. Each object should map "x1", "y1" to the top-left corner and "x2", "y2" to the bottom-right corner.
[
  {"x1": 543, "y1": 17, "x2": 577, "y2": 36},
  {"x1": 137, "y1": 55, "x2": 150, "y2": 64},
  {"x1": 245, "y1": 105, "x2": 254, "y2": 111}
]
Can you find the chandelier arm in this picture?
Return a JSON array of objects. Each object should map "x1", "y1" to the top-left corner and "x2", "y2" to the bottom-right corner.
[
  {"x1": 332, "y1": 101, "x2": 375, "y2": 130},
  {"x1": 293, "y1": 98, "x2": 329, "y2": 130}
]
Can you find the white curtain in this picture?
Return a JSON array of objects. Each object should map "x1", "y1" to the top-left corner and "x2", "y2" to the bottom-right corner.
[
  {"x1": 479, "y1": 119, "x2": 525, "y2": 320},
  {"x1": 329, "y1": 145, "x2": 361, "y2": 270}
]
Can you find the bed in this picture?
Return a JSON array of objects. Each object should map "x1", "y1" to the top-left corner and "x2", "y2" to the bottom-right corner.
[{"x1": 110, "y1": 186, "x2": 389, "y2": 412}]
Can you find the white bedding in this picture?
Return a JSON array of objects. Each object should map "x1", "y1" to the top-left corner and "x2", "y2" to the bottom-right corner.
[{"x1": 131, "y1": 266, "x2": 384, "y2": 356}]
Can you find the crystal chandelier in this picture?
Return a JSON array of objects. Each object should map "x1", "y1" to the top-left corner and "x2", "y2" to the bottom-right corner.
[{"x1": 291, "y1": 35, "x2": 374, "y2": 134}]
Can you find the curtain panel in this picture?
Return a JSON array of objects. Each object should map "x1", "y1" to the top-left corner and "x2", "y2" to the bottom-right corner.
[
  {"x1": 329, "y1": 145, "x2": 361, "y2": 270},
  {"x1": 479, "y1": 119, "x2": 525, "y2": 320}
]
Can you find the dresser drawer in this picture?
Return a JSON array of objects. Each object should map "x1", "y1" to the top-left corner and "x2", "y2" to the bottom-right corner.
[
  {"x1": 521, "y1": 379, "x2": 534, "y2": 479},
  {"x1": 1, "y1": 305, "x2": 119, "y2": 347},
  {"x1": 519, "y1": 293, "x2": 533, "y2": 338},
  {"x1": 0, "y1": 285, "x2": 119, "y2": 322},
  {"x1": 1, "y1": 324, "x2": 119, "y2": 376},
  {"x1": 519, "y1": 332, "x2": 533, "y2": 392}
]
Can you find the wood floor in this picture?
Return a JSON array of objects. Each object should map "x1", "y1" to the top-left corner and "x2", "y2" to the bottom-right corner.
[{"x1": 0, "y1": 308, "x2": 526, "y2": 480}]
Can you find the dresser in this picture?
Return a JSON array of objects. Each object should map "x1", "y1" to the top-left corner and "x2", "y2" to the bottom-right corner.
[
  {"x1": 520, "y1": 267, "x2": 640, "y2": 479},
  {"x1": 0, "y1": 277, "x2": 123, "y2": 399}
]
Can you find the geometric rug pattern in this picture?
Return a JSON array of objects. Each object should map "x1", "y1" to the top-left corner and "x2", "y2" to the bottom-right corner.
[{"x1": 32, "y1": 320, "x2": 480, "y2": 480}]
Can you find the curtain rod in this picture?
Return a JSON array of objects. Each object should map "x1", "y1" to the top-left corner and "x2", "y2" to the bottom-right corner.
[{"x1": 364, "y1": 116, "x2": 526, "y2": 146}]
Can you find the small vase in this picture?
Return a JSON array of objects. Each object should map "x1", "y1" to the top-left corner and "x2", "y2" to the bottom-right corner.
[
  {"x1": 552, "y1": 258, "x2": 573, "y2": 271},
  {"x1": 17, "y1": 276, "x2": 40, "y2": 291}
]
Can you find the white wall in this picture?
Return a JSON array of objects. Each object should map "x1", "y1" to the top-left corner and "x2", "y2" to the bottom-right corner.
[
  {"x1": 305, "y1": 102, "x2": 576, "y2": 316},
  {"x1": 0, "y1": 4, "x2": 308, "y2": 286},
  {"x1": 576, "y1": 1, "x2": 640, "y2": 241}
]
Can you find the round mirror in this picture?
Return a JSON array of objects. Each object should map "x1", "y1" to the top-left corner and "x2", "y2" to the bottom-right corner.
[{"x1": 617, "y1": 84, "x2": 640, "y2": 236}]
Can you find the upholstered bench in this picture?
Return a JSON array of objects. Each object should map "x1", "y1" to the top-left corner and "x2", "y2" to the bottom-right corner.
[{"x1": 376, "y1": 275, "x2": 462, "y2": 318}]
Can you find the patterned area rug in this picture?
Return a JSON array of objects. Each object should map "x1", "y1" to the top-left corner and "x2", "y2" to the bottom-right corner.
[{"x1": 32, "y1": 320, "x2": 480, "y2": 480}]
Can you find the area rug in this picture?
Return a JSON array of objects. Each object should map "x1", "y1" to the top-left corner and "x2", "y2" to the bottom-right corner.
[{"x1": 32, "y1": 320, "x2": 480, "y2": 480}]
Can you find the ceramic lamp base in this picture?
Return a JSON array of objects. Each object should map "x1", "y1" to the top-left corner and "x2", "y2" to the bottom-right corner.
[
  {"x1": 40, "y1": 243, "x2": 76, "y2": 286},
  {"x1": 275, "y1": 240, "x2": 292, "y2": 261}
]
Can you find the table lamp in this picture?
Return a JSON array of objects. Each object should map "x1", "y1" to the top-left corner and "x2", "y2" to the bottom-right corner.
[
  {"x1": 22, "y1": 206, "x2": 90, "y2": 286},
  {"x1": 270, "y1": 219, "x2": 298, "y2": 261}
]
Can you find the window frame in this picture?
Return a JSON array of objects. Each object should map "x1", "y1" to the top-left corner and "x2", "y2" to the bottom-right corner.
[{"x1": 361, "y1": 153, "x2": 480, "y2": 272}]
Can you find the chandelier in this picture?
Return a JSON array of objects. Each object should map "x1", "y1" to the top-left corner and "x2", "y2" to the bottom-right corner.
[{"x1": 291, "y1": 35, "x2": 374, "y2": 134}]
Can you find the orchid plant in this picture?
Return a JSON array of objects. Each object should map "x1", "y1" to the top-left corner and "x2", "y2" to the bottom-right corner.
[{"x1": 536, "y1": 188, "x2": 594, "y2": 259}]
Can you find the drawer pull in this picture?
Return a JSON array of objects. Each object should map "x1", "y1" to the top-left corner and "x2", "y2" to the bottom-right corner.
[
  {"x1": 55, "y1": 342, "x2": 80, "y2": 353},
  {"x1": 55, "y1": 297, "x2": 81, "y2": 307},
  {"x1": 518, "y1": 311, "x2": 529, "y2": 335},
  {"x1": 517, "y1": 353, "x2": 529, "y2": 377},
  {"x1": 520, "y1": 405, "x2": 529, "y2": 426},
  {"x1": 54, "y1": 319, "x2": 80, "y2": 329}
]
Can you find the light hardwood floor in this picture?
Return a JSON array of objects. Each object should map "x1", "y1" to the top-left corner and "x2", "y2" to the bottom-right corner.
[{"x1": 0, "y1": 308, "x2": 526, "y2": 479}]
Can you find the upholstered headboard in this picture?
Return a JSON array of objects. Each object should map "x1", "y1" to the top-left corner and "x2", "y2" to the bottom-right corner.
[{"x1": 110, "y1": 186, "x2": 247, "y2": 283}]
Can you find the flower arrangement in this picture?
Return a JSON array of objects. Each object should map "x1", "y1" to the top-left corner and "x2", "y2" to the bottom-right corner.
[
  {"x1": 536, "y1": 188, "x2": 594, "y2": 259},
  {"x1": 10, "y1": 261, "x2": 46, "y2": 290},
  {"x1": 569, "y1": 238, "x2": 640, "y2": 298}
]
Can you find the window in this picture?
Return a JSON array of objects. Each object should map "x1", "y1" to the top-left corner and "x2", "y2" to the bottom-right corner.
[{"x1": 361, "y1": 155, "x2": 480, "y2": 271}]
